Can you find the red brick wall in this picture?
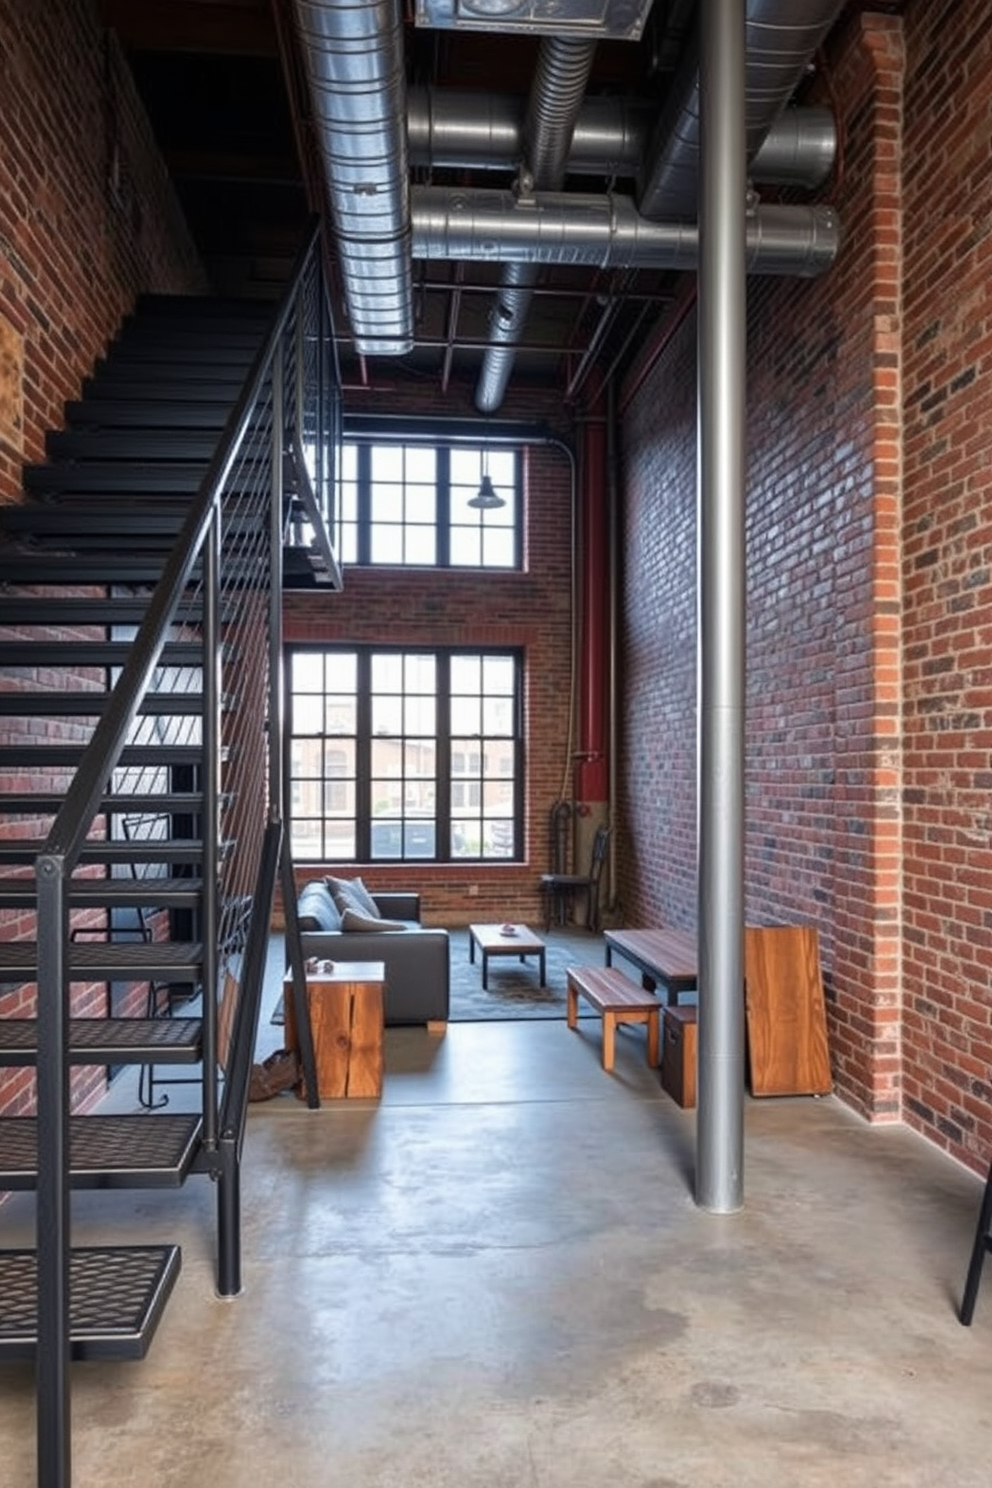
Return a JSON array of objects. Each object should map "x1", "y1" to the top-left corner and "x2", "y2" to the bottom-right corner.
[
  {"x1": 284, "y1": 381, "x2": 576, "y2": 928},
  {"x1": 617, "y1": 14, "x2": 907, "y2": 1128},
  {"x1": 619, "y1": 0, "x2": 992, "y2": 1170},
  {"x1": 0, "y1": 0, "x2": 205, "y2": 499},
  {"x1": 899, "y1": 0, "x2": 992, "y2": 1170},
  {"x1": 0, "y1": 0, "x2": 205, "y2": 1119}
]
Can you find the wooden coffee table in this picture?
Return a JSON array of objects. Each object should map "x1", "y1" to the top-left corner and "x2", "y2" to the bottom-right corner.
[{"x1": 469, "y1": 923, "x2": 546, "y2": 991}]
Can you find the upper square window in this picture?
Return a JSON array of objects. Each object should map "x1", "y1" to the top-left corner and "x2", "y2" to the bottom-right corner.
[{"x1": 338, "y1": 441, "x2": 520, "y2": 569}]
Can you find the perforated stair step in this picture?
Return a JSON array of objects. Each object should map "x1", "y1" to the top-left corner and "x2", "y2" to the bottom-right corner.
[
  {"x1": 0, "y1": 1016, "x2": 202, "y2": 1068},
  {"x1": 0, "y1": 1113, "x2": 203, "y2": 1189},
  {"x1": 0, "y1": 939, "x2": 203, "y2": 984},
  {"x1": 0, "y1": 1244, "x2": 182, "y2": 1361}
]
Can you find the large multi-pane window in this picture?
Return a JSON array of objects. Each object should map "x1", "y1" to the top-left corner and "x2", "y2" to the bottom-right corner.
[
  {"x1": 288, "y1": 647, "x2": 522, "y2": 862},
  {"x1": 338, "y1": 442, "x2": 519, "y2": 568}
]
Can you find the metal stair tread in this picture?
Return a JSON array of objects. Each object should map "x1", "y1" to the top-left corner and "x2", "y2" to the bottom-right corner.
[
  {"x1": 0, "y1": 840, "x2": 205, "y2": 864},
  {"x1": 0, "y1": 1245, "x2": 182, "y2": 1361},
  {"x1": 23, "y1": 462, "x2": 207, "y2": 494},
  {"x1": 0, "y1": 691, "x2": 202, "y2": 715},
  {"x1": 0, "y1": 1113, "x2": 202, "y2": 1188},
  {"x1": 0, "y1": 1016, "x2": 202, "y2": 1066},
  {"x1": 45, "y1": 429, "x2": 227, "y2": 460},
  {"x1": 0, "y1": 876, "x2": 203, "y2": 909},
  {"x1": 0, "y1": 598, "x2": 157, "y2": 624},
  {"x1": 0, "y1": 744, "x2": 209, "y2": 767},
  {"x1": 0, "y1": 792, "x2": 204, "y2": 813},
  {"x1": 64, "y1": 397, "x2": 234, "y2": 429},
  {"x1": 0, "y1": 641, "x2": 204, "y2": 666},
  {"x1": 0, "y1": 940, "x2": 203, "y2": 981},
  {"x1": 0, "y1": 554, "x2": 170, "y2": 583}
]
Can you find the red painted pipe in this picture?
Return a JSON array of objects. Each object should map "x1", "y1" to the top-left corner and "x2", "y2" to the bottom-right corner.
[{"x1": 575, "y1": 381, "x2": 608, "y2": 804}]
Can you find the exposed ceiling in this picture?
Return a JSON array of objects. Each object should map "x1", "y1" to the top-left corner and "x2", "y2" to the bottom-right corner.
[{"x1": 96, "y1": 0, "x2": 858, "y2": 408}]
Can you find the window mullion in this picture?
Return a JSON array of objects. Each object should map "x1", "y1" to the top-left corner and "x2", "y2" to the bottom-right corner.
[
  {"x1": 357, "y1": 442, "x2": 371, "y2": 566},
  {"x1": 437, "y1": 446, "x2": 450, "y2": 567},
  {"x1": 437, "y1": 653, "x2": 452, "y2": 857},
  {"x1": 356, "y1": 649, "x2": 373, "y2": 859}
]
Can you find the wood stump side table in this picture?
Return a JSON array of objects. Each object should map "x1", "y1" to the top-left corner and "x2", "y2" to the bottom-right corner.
[{"x1": 283, "y1": 960, "x2": 386, "y2": 1100}]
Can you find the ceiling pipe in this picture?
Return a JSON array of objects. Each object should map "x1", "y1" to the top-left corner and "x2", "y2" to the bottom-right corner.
[
  {"x1": 413, "y1": 187, "x2": 840, "y2": 276},
  {"x1": 291, "y1": 0, "x2": 413, "y2": 355},
  {"x1": 638, "y1": 0, "x2": 847, "y2": 219},
  {"x1": 475, "y1": 37, "x2": 597, "y2": 414},
  {"x1": 408, "y1": 88, "x2": 836, "y2": 190}
]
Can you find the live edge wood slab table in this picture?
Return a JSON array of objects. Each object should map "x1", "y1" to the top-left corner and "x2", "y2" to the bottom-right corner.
[{"x1": 284, "y1": 960, "x2": 385, "y2": 1100}]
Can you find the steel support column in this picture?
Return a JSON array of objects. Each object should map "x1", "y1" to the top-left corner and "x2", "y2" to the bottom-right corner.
[{"x1": 696, "y1": 0, "x2": 746, "y2": 1213}]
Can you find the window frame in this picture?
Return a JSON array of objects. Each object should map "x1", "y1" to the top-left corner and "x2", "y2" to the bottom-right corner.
[
  {"x1": 339, "y1": 439, "x2": 522, "y2": 570},
  {"x1": 286, "y1": 643, "x2": 525, "y2": 864}
]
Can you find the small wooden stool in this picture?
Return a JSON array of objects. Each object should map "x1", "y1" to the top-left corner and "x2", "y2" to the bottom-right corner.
[{"x1": 566, "y1": 964, "x2": 661, "y2": 1072}]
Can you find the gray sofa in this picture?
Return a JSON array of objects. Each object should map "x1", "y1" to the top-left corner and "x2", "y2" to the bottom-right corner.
[{"x1": 295, "y1": 878, "x2": 449, "y2": 1027}]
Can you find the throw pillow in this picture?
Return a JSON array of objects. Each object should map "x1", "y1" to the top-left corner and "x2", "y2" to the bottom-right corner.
[
  {"x1": 340, "y1": 907, "x2": 407, "y2": 933},
  {"x1": 296, "y1": 882, "x2": 342, "y2": 932},
  {"x1": 326, "y1": 874, "x2": 380, "y2": 919}
]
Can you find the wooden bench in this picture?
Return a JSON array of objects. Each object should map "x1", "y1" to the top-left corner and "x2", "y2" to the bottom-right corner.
[{"x1": 566, "y1": 965, "x2": 662, "y2": 1072}]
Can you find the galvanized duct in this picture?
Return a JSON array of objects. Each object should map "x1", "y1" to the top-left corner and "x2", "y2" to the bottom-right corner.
[
  {"x1": 408, "y1": 88, "x2": 836, "y2": 189},
  {"x1": 291, "y1": 0, "x2": 412, "y2": 355},
  {"x1": 412, "y1": 187, "x2": 840, "y2": 276},
  {"x1": 476, "y1": 38, "x2": 597, "y2": 413},
  {"x1": 638, "y1": 0, "x2": 847, "y2": 219}
]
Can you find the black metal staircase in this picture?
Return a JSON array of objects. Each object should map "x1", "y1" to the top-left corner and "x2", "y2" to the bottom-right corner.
[{"x1": 0, "y1": 222, "x2": 336, "y2": 1486}]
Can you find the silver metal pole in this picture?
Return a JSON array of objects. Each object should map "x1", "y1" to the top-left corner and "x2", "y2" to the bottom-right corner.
[{"x1": 696, "y1": 0, "x2": 746, "y2": 1212}]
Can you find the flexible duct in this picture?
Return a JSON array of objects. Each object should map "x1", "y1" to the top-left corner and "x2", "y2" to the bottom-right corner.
[
  {"x1": 638, "y1": 0, "x2": 847, "y2": 219},
  {"x1": 292, "y1": 0, "x2": 413, "y2": 355},
  {"x1": 408, "y1": 89, "x2": 836, "y2": 189},
  {"x1": 413, "y1": 188, "x2": 840, "y2": 276},
  {"x1": 476, "y1": 37, "x2": 597, "y2": 414}
]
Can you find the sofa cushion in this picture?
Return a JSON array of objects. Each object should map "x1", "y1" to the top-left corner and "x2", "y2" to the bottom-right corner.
[
  {"x1": 296, "y1": 881, "x2": 342, "y2": 933},
  {"x1": 326, "y1": 874, "x2": 380, "y2": 919},
  {"x1": 340, "y1": 907, "x2": 407, "y2": 933}
]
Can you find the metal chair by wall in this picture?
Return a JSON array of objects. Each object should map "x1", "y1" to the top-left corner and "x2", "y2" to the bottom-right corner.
[{"x1": 540, "y1": 816, "x2": 611, "y2": 933}]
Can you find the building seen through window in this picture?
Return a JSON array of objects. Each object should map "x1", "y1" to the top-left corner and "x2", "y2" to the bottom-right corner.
[{"x1": 288, "y1": 647, "x2": 522, "y2": 862}]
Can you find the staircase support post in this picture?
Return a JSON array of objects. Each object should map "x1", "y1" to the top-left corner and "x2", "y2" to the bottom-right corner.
[
  {"x1": 35, "y1": 854, "x2": 72, "y2": 1488},
  {"x1": 215, "y1": 1135, "x2": 242, "y2": 1298}
]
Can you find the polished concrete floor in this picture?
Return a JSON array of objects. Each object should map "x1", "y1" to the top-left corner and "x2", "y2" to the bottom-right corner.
[{"x1": 2, "y1": 1009, "x2": 992, "y2": 1487}]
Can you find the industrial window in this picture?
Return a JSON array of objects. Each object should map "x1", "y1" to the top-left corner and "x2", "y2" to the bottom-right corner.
[
  {"x1": 287, "y1": 646, "x2": 522, "y2": 862},
  {"x1": 338, "y1": 442, "x2": 520, "y2": 568}
]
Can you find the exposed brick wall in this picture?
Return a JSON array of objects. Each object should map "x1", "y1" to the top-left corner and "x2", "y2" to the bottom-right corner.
[
  {"x1": 617, "y1": 14, "x2": 907, "y2": 1128},
  {"x1": 284, "y1": 379, "x2": 577, "y2": 928},
  {"x1": 899, "y1": 0, "x2": 992, "y2": 1170},
  {"x1": 0, "y1": 0, "x2": 205, "y2": 499},
  {"x1": 619, "y1": 0, "x2": 992, "y2": 1171},
  {"x1": 0, "y1": 0, "x2": 206, "y2": 1120}
]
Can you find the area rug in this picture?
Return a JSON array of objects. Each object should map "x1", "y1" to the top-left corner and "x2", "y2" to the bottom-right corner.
[
  {"x1": 270, "y1": 925, "x2": 606, "y2": 1024},
  {"x1": 447, "y1": 925, "x2": 605, "y2": 1021}
]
